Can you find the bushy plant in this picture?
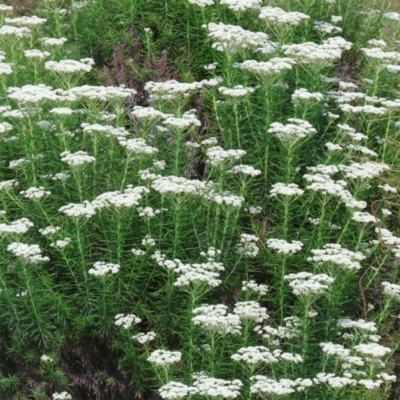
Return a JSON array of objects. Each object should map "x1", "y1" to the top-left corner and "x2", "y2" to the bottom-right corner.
[{"x1": 0, "y1": 0, "x2": 399, "y2": 398}]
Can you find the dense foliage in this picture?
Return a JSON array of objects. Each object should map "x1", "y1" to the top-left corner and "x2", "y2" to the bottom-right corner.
[{"x1": 0, "y1": 0, "x2": 400, "y2": 399}]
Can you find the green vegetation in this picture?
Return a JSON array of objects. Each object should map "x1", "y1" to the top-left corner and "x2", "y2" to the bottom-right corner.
[{"x1": 0, "y1": 0, "x2": 399, "y2": 399}]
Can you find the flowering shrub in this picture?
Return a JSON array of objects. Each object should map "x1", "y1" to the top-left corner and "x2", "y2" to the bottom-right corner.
[{"x1": 0, "y1": 0, "x2": 399, "y2": 398}]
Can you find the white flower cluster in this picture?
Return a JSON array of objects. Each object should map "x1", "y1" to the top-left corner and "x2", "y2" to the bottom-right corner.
[
  {"x1": 266, "y1": 239, "x2": 303, "y2": 254},
  {"x1": 292, "y1": 88, "x2": 324, "y2": 102},
  {"x1": 255, "y1": 317, "x2": 301, "y2": 341},
  {"x1": 0, "y1": 25, "x2": 31, "y2": 38},
  {"x1": 268, "y1": 118, "x2": 317, "y2": 142},
  {"x1": 206, "y1": 146, "x2": 246, "y2": 167},
  {"x1": 192, "y1": 373, "x2": 243, "y2": 398},
  {"x1": 242, "y1": 280, "x2": 268, "y2": 295},
  {"x1": 307, "y1": 243, "x2": 365, "y2": 271},
  {"x1": 250, "y1": 376, "x2": 312, "y2": 396},
  {"x1": 233, "y1": 301, "x2": 268, "y2": 322},
  {"x1": 132, "y1": 331, "x2": 156, "y2": 344},
  {"x1": 158, "y1": 381, "x2": 198, "y2": 399},
  {"x1": 92, "y1": 186, "x2": 149, "y2": 210},
  {"x1": 5, "y1": 16, "x2": 46, "y2": 27},
  {"x1": 382, "y1": 282, "x2": 400, "y2": 301},
  {"x1": 7, "y1": 242, "x2": 50, "y2": 263},
  {"x1": 220, "y1": 0, "x2": 261, "y2": 11},
  {"x1": 313, "y1": 373, "x2": 355, "y2": 389},
  {"x1": 40, "y1": 37, "x2": 68, "y2": 46},
  {"x1": 361, "y1": 47, "x2": 400, "y2": 63},
  {"x1": 68, "y1": 84, "x2": 136, "y2": 101},
  {"x1": 284, "y1": 272, "x2": 334, "y2": 296},
  {"x1": 314, "y1": 21, "x2": 342, "y2": 34},
  {"x1": 235, "y1": 58, "x2": 295, "y2": 76},
  {"x1": 0, "y1": 179, "x2": 18, "y2": 191},
  {"x1": 151, "y1": 176, "x2": 213, "y2": 196},
  {"x1": 232, "y1": 346, "x2": 302, "y2": 365},
  {"x1": 259, "y1": 6, "x2": 310, "y2": 26},
  {"x1": 352, "y1": 211, "x2": 379, "y2": 224},
  {"x1": 236, "y1": 234, "x2": 259, "y2": 257},
  {"x1": 269, "y1": 182, "x2": 304, "y2": 197},
  {"x1": 162, "y1": 110, "x2": 201, "y2": 129},
  {"x1": 0, "y1": 218, "x2": 34, "y2": 235},
  {"x1": 41, "y1": 354, "x2": 54, "y2": 362},
  {"x1": 188, "y1": 0, "x2": 214, "y2": 8},
  {"x1": 228, "y1": 165, "x2": 261, "y2": 177},
  {"x1": 88, "y1": 261, "x2": 120, "y2": 277},
  {"x1": 339, "y1": 104, "x2": 387, "y2": 115},
  {"x1": 7, "y1": 84, "x2": 70, "y2": 103},
  {"x1": 45, "y1": 58, "x2": 94, "y2": 74},
  {"x1": 205, "y1": 190, "x2": 245, "y2": 207},
  {"x1": 144, "y1": 80, "x2": 204, "y2": 100},
  {"x1": 147, "y1": 349, "x2": 182, "y2": 366},
  {"x1": 24, "y1": 49, "x2": 51, "y2": 59},
  {"x1": 52, "y1": 392, "x2": 72, "y2": 400},
  {"x1": 354, "y1": 343, "x2": 391, "y2": 358},
  {"x1": 192, "y1": 304, "x2": 241, "y2": 335},
  {"x1": 338, "y1": 162, "x2": 390, "y2": 180},
  {"x1": 282, "y1": 37, "x2": 352, "y2": 65},
  {"x1": 50, "y1": 238, "x2": 71, "y2": 249},
  {"x1": 132, "y1": 106, "x2": 168, "y2": 122},
  {"x1": 202, "y1": 22, "x2": 271, "y2": 54},
  {"x1": 137, "y1": 207, "x2": 160, "y2": 218},
  {"x1": 219, "y1": 85, "x2": 256, "y2": 97},
  {"x1": 59, "y1": 201, "x2": 96, "y2": 218},
  {"x1": 20, "y1": 186, "x2": 51, "y2": 199},
  {"x1": 303, "y1": 173, "x2": 366, "y2": 209},
  {"x1": 114, "y1": 313, "x2": 141, "y2": 329},
  {"x1": 60, "y1": 150, "x2": 96, "y2": 166}
]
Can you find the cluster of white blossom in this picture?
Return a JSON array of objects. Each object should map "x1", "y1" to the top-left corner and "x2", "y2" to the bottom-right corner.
[
  {"x1": 20, "y1": 186, "x2": 51, "y2": 199},
  {"x1": 266, "y1": 239, "x2": 303, "y2": 254},
  {"x1": 352, "y1": 211, "x2": 380, "y2": 224},
  {"x1": 219, "y1": 85, "x2": 256, "y2": 97},
  {"x1": 314, "y1": 21, "x2": 342, "y2": 34},
  {"x1": 220, "y1": 0, "x2": 261, "y2": 12},
  {"x1": 192, "y1": 304, "x2": 241, "y2": 335},
  {"x1": 88, "y1": 261, "x2": 120, "y2": 276},
  {"x1": 242, "y1": 280, "x2": 268, "y2": 296},
  {"x1": 307, "y1": 243, "x2": 365, "y2": 270},
  {"x1": 282, "y1": 37, "x2": 352, "y2": 65},
  {"x1": 206, "y1": 146, "x2": 246, "y2": 167},
  {"x1": 60, "y1": 150, "x2": 95, "y2": 166},
  {"x1": 250, "y1": 376, "x2": 312, "y2": 396},
  {"x1": 202, "y1": 22, "x2": 272, "y2": 54},
  {"x1": 45, "y1": 58, "x2": 94, "y2": 74},
  {"x1": 233, "y1": 301, "x2": 268, "y2": 323},
  {"x1": 338, "y1": 162, "x2": 390, "y2": 180},
  {"x1": 192, "y1": 373, "x2": 243, "y2": 398},
  {"x1": 268, "y1": 118, "x2": 317, "y2": 142},
  {"x1": 50, "y1": 238, "x2": 71, "y2": 249},
  {"x1": 24, "y1": 49, "x2": 51, "y2": 59},
  {"x1": 147, "y1": 349, "x2": 182, "y2": 366},
  {"x1": 0, "y1": 218, "x2": 34, "y2": 235},
  {"x1": 114, "y1": 313, "x2": 141, "y2": 329},
  {"x1": 292, "y1": 88, "x2": 324, "y2": 102},
  {"x1": 382, "y1": 282, "x2": 400, "y2": 301},
  {"x1": 269, "y1": 182, "x2": 304, "y2": 197},
  {"x1": 255, "y1": 316, "x2": 301, "y2": 341},
  {"x1": 284, "y1": 272, "x2": 334, "y2": 296},
  {"x1": 236, "y1": 234, "x2": 259, "y2": 257},
  {"x1": 234, "y1": 58, "x2": 295, "y2": 76},
  {"x1": 158, "y1": 381, "x2": 198, "y2": 399},
  {"x1": 6, "y1": 15, "x2": 46, "y2": 27},
  {"x1": 227, "y1": 165, "x2": 261, "y2": 177},
  {"x1": 132, "y1": 331, "x2": 156, "y2": 344},
  {"x1": 91, "y1": 186, "x2": 149, "y2": 210},
  {"x1": 52, "y1": 392, "x2": 72, "y2": 400},
  {"x1": 259, "y1": 6, "x2": 310, "y2": 26},
  {"x1": 68, "y1": 84, "x2": 136, "y2": 101},
  {"x1": 162, "y1": 109, "x2": 201, "y2": 129},
  {"x1": 7, "y1": 242, "x2": 50, "y2": 263}
]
